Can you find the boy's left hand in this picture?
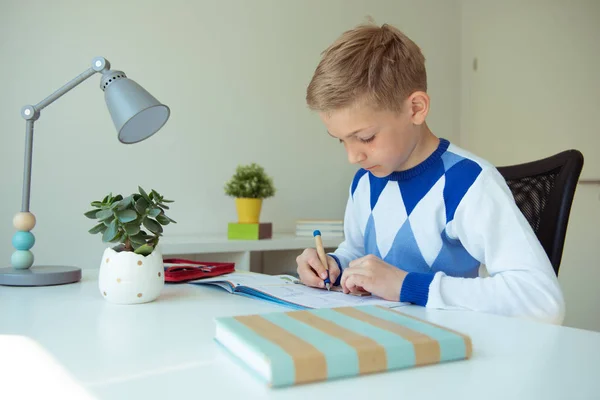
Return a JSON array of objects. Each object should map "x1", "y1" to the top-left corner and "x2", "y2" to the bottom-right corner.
[{"x1": 341, "y1": 255, "x2": 407, "y2": 301}]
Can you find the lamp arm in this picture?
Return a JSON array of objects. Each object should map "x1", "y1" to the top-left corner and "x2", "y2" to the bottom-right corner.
[
  {"x1": 34, "y1": 67, "x2": 97, "y2": 111},
  {"x1": 19, "y1": 57, "x2": 111, "y2": 212}
]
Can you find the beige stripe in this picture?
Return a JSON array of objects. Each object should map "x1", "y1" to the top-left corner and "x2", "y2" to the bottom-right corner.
[
  {"x1": 376, "y1": 306, "x2": 473, "y2": 358},
  {"x1": 334, "y1": 307, "x2": 441, "y2": 366},
  {"x1": 287, "y1": 310, "x2": 387, "y2": 374},
  {"x1": 234, "y1": 315, "x2": 327, "y2": 384}
]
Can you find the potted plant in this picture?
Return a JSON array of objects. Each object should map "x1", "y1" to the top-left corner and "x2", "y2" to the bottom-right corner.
[
  {"x1": 85, "y1": 187, "x2": 176, "y2": 304},
  {"x1": 224, "y1": 163, "x2": 275, "y2": 224}
]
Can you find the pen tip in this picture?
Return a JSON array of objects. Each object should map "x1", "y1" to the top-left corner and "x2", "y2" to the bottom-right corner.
[{"x1": 326, "y1": 283, "x2": 330, "y2": 291}]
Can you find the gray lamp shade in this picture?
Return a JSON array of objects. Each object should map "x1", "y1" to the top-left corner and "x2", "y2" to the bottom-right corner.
[{"x1": 101, "y1": 70, "x2": 170, "y2": 144}]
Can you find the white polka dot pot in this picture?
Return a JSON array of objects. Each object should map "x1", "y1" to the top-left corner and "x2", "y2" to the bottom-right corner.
[{"x1": 98, "y1": 246, "x2": 165, "y2": 304}]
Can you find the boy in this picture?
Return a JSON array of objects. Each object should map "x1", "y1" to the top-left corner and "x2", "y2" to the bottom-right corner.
[{"x1": 296, "y1": 22, "x2": 564, "y2": 324}]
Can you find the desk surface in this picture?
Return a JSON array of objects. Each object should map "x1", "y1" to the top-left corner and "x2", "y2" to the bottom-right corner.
[{"x1": 2, "y1": 269, "x2": 600, "y2": 400}]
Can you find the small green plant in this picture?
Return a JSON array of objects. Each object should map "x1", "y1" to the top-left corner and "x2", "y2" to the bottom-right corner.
[
  {"x1": 224, "y1": 163, "x2": 276, "y2": 199},
  {"x1": 85, "y1": 187, "x2": 176, "y2": 256}
]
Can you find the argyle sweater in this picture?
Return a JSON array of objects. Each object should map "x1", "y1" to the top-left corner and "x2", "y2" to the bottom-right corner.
[{"x1": 330, "y1": 138, "x2": 565, "y2": 324}]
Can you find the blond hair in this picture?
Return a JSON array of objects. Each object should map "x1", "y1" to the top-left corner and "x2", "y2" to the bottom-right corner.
[{"x1": 306, "y1": 22, "x2": 427, "y2": 113}]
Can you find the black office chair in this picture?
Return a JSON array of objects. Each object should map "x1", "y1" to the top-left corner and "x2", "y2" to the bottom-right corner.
[{"x1": 497, "y1": 150, "x2": 584, "y2": 276}]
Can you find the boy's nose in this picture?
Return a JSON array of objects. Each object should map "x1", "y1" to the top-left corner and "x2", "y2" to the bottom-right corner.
[{"x1": 347, "y1": 149, "x2": 366, "y2": 164}]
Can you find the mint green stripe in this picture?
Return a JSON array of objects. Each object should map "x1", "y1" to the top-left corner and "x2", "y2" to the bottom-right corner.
[
  {"x1": 216, "y1": 318, "x2": 295, "y2": 386},
  {"x1": 359, "y1": 306, "x2": 468, "y2": 361},
  {"x1": 311, "y1": 308, "x2": 416, "y2": 370},
  {"x1": 261, "y1": 313, "x2": 360, "y2": 379}
]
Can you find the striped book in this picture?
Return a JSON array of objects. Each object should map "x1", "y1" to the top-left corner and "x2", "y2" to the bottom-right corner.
[{"x1": 214, "y1": 305, "x2": 472, "y2": 387}]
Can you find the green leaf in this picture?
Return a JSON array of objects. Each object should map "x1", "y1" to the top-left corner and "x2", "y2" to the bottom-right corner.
[
  {"x1": 102, "y1": 195, "x2": 109, "y2": 204},
  {"x1": 116, "y1": 209, "x2": 137, "y2": 223},
  {"x1": 84, "y1": 210, "x2": 99, "y2": 219},
  {"x1": 143, "y1": 217, "x2": 163, "y2": 234},
  {"x1": 139, "y1": 186, "x2": 151, "y2": 203},
  {"x1": 110, "y1": 230, "x2": 124, "y2": 243},
  {"x1": 116, "y1": 195, "x2": 133, "y2": 211},
  {"x1": 156, "y1": 215, "x2": 170, "y2": 225},
  {"x1": 135, "y1": 197, "x2": 149, "y2": 214},
  {"x1": 112, "y1": 243, "x2": 126, "y2": 252},
  {"x1": 157, "y1": 203, "x2": 169, "y2": 210},
  {"x1": 148, "y1": 208, "x2": 161, "y2": 218},
  {"x1": 161, "y1": 199, "x2": 174, "y2": 203},
  {"x1": 132, "y1": 215, "x2": 143, "y2": 226},
  {"x1": 91, "y1": 201, "x2": 102, "y2": 207},
  {"x1": 103, "y1": 216, "x2": 115, "y2": 226},
  {"x1": 129, "y1": 233, "x2": 146, "y2": 244},
  {"x1": 88, "y1": 223, "x2": 106, "y2": 234},
  {"x1": 97, "y1": 209, "x2": 114, "y2": 221},
  {"x1": 113, "y1": 195, "x2": 123, "y2": 202},
  {"x1": 124, "y1": 223, "x2": 140, "y2": 236},
  {"x1": 150, "y1": 189, "x2": 164, "y2": 202},
  {"x1": 168, "y1": 217, "x2": 177, "y2": 224},
  {"x1": 134, "y1": 244, "x2": 154, "y2": 256},
  {"x1": 102, "y1": 219, "x2": 118, "y2": 242}
]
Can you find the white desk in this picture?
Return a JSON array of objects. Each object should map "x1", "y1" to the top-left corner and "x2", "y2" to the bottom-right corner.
[
  {"x1": 160, "y1": 233, "x2": 343, "y2": 273},
  {"x1": 2, "y1": 269, "x2": 600, "y2": 400}
]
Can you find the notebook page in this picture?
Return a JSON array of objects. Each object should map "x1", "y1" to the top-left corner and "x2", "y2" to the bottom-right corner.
[
  {"x1": 249, "y1": 283, "x2": 406, "y2": 309},
  {"x1": 191, "y1": 272, "x2": 296, "y2": 290}
]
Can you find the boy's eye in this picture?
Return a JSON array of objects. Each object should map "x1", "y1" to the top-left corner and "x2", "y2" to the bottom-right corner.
[{"x1": 359, "y1": 135, "x2": 375, "y2": 143}]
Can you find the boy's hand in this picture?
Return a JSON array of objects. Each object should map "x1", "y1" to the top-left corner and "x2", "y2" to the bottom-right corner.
[
  {"x1": 341, "y1": 255, "x2": 407, "y2": 301},
  {"x1": 296, "y1": 248, "x2": 341, "y2": 289}
]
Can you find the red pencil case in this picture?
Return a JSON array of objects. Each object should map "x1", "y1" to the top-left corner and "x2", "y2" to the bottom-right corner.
[{"x1": 163, "y1": 258, "x2": 235, "y2": 283}]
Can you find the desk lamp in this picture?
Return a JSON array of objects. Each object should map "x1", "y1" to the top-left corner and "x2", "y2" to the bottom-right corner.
[{"x1": 0, "y1": 57, "x2": 170, "y2": 286}]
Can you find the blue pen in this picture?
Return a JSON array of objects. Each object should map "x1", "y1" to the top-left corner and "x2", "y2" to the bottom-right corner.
[{"x1": 313, "y1": 230, "x2": 331, "y2": 290}]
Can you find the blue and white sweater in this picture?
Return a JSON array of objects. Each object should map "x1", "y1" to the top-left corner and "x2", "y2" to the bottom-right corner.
[{"x1": 330, "y1": 139, "x2": 565, "y2": 324}]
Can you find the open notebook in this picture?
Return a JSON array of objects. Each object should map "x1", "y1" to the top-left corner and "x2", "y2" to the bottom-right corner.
[
  {"x1": 189, "y1": 272, "x2": 406, "y2": 310},
  {"x1": 214, "y1": 305, "x2": 472, "y2": 387}
]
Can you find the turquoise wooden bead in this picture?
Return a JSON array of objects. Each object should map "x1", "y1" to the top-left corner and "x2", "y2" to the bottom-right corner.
[
  {"x1": 11, "y1": 250, "x2": 34, "y2": 269},
  {"x1": 12, "y1": 231, "x2": 35, "y2": 250}
]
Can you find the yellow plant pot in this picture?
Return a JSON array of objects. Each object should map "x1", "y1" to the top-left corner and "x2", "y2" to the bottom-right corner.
[{"x1": 235, "y1": 198, "x2": 263, "y2": 224}]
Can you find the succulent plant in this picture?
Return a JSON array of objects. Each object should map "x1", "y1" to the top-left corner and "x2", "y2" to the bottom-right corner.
[{"x1": 85, "y1": 187, "x2": 175, "y2": 256}]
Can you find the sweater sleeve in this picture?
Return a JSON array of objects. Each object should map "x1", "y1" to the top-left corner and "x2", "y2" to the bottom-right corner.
[
  {"x1": 329, "y1": 189, "x2": 365, "y2": 285},
  {"x1": 416, "y1": 168, "x2": 565, "y2": 324}
]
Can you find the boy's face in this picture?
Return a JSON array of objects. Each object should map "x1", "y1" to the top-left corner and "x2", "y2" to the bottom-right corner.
[{"x1": 319, "y1": 97, "x2": 427, "y2": 177}]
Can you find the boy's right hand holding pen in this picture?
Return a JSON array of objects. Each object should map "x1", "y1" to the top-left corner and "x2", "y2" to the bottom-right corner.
[{"x1": 296, "y1": 247, "x2": 341, "y2": 289}]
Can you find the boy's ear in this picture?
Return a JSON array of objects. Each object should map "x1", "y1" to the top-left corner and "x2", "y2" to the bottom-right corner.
[{"x1": 408, "y1": 91, "x2": 429, "y2": 125}]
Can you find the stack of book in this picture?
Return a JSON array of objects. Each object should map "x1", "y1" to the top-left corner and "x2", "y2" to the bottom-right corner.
[{"x1": 295, "y1": 219, "x2": 344, "y2": 238}]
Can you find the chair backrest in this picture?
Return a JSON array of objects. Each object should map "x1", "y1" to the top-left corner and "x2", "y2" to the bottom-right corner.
[{"x1": 496, "y1": 150, "x2": 584, "y2": 275}]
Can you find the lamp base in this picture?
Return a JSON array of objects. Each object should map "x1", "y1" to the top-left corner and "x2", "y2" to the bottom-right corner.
[{"x1": 0, "y1": 266, "x2": 81, "y2": 286}]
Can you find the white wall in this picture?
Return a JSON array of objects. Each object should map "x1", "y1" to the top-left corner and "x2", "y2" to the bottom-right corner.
[
  {"x1": 2, "y1": 0, "x2": 597, "y2": 332},
  {"x1": 0, "y1": 1, "x2": 461, "y2": 269},
  {"x1": 461, "y1": 0, "x2": 600, "y2": 331}
]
